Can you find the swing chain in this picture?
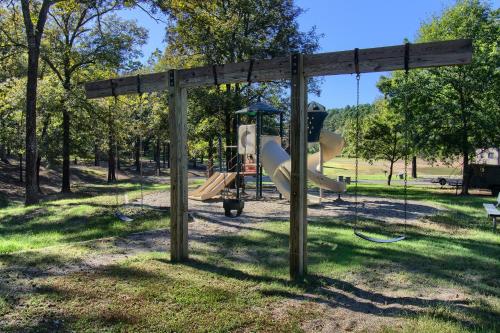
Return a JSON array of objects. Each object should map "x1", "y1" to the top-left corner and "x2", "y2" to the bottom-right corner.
[
  {"x1": 354, "y1": 73, "x2": 360, "y2": 227},
  {"x1": 403, "y1": 42, "x2": 410, "y2": 233},
  {"x1": 354, "y1": 47, "x2": 361, "y2": 228}
]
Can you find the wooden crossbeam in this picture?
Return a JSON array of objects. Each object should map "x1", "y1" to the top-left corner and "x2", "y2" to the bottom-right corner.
[{"x1": 84, "y1": 39, "x2": 471, "y2": 98}]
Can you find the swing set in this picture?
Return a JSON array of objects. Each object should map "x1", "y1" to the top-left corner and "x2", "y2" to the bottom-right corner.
[
  {"x1": 109, "y1": 80, "x2": 150, "y2": 222},
  {"x1": 84, "y1": 39, "x2": 472, "y2": 280},
  {"x1": 351, "y1": 45, "x2": 411, "y2": 243}
]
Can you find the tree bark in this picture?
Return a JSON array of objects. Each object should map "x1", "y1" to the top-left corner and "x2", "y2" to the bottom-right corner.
[
  {"x1": 387, "y1": 160, "x2": 394, "y2": 186},
  {"x1": 135, "y1": 137, "x2": 141, "y2": 173},
  {"x1": 116, "y1": 146, "x2": 121, "y2": 171},
  {"x1": 462, "y1": 152, "x2": 470, "y2": 195},
  {"x1": 21, "y1": 0, "x2": 53, "y2": 205},
  {"x1": 61, "y1": 108, "x2": 71, "y2": 193},
  {"x1": 24, "y1": 41, "x2": 39, "y2": 203},
  {"x1": 459, "y1": 87, "x2": 470, "y2": 195},
  {"x1": 94, "y1": 143, "x2": 99, "y2": 166},
  {"x1": 411, "y1": 156, "x2": 417, "y2": 178}
]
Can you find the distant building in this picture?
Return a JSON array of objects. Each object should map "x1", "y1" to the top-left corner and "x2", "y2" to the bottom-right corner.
[{"x1": 476, "y1": 147, "x2": 500, "y2": 165}]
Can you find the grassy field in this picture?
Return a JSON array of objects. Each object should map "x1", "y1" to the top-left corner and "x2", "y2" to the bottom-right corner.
[
  {"x1": 324, "y1": 157, "x2": 461, "y2": 181},
  {"x1": 0, "y1": 181, "x2": 170, "y2": 253},
  {"x1": 0, "y1": 182, "x2": 498, "y2": 332},
  {"x1": 0, "y1": 169, "x2": 498, "y2": 332}
]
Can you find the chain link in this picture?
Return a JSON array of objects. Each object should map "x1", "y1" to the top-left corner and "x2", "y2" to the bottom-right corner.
[
  {"x1": 354, "y1": 74, "x2": 360, "y2": 227},
  {"x1": 403, "y1": 72, "x2": 409, "y2": 234}
]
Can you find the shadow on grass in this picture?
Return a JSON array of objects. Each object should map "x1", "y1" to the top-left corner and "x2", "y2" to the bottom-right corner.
[
  {"x1": 0, "y1": 192, "x2": 9, "y2": 208},
  {"x1": 0, "y1": 204, "x2": 169, "y2": 254},
  {"x1": 182, "y1": 216, "x2": 499, "y2": 330}
]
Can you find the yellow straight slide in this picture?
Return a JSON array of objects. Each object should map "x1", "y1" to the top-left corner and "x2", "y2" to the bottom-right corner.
[{"x1": 189, "y1": 172, "x2": 237, "y2": 201}]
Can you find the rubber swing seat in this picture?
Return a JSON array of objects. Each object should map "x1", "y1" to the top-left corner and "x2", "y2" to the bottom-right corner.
[
  {"x1": 354, "y1": 230, "x2": 405, "y2": 243},
  {"x1": 115, "y1": 211, "x2": 134, "y2": 222}
]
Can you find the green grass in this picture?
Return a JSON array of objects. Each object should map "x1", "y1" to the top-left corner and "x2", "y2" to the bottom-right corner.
[
  {"x1": 0, "y1": 182, "x2": 498, "y2": 332},
  {"x1": 351, "y1": 183, "x2": 497, "y2": 231},
  {"x1": 0, "y1": 181, "x2": 170, "y2": 253},
  {"x1": 323, "y1": 157, "x2": 460, "y2": 181}
]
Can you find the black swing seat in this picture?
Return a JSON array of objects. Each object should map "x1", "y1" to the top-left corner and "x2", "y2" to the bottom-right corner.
[
  {"x1": 354, "y1": 230, "x2": 405, "y2": 243},
  {"x1": 223, "y1": 198, "x2": 244, "y2": 218},
  {"x1": 115, "y1": 211, "x2": 134, "y2": 222}
]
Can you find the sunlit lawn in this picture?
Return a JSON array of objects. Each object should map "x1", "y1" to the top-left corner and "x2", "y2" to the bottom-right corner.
[
  {"x1": 0, "y1": 182, "x2": 170, "y2": 253},
  {"x1": 0, "y1": 180, "x2": 498, "y2": 332},
  {"x1": 324, "y1": 157, "x2": 460, "y2": 181}
]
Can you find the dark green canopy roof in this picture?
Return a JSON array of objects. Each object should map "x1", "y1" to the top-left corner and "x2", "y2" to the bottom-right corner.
[{"x1": 235, "y1": 102, "x2": 282, "y2": 116}]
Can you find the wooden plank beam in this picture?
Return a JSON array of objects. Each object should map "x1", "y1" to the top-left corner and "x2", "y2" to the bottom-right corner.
[
  {"x1": 168, "y1": 69, "x2": 189, "y2": 262},
  {"x1": 84, "y1": 39, "x2": 472, "y2": 98},
  {"x1": 289, "y1": 53, "x2": 308, "y2": 281}
]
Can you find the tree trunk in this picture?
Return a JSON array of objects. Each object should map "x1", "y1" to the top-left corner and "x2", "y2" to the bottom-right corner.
[
  {"x1": 19, "y1": 154, "x2": 23, "y2": 183},
  {"x1": 162, "y1": 143, "x2": 166, "y2": 168},
  {"x1": 24, "y1": 47, "x2": 39, "y2": 204},
  {"x1": 0, "y1": 145, "x2": 8, "y2": 164},
  {"x1": 462, "y1": 153, "x2": 470, "y2": 195},
  {"x1": 387, "y1": 160, "x2": 394, "y2": 186},
  {"x1": 74, "y1": 157, "x2": 77, "y2": 165},
  {"x1": 61, "y1": 108, "x2": 71, "y2": 193},
  {"x1": 411, "y1": 156, "x2": 417, "y2": 178},
  {"x1": 459, "y1": 87, "x2": 470, "y2": 195},
  {"x1": 116, "y1": 146, "x2": 121, "y2": 171},
  {"x1": 94, "y1": 143, "x2": 99, "y2": 166},
  {"x1": 21, "y1": 0, "x2": 52, "y2": 205},
  {"x1": 135, "y1": 137, "x2": 141, "y2": 173}
]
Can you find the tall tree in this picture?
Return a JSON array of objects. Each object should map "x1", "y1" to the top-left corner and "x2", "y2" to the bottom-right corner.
[
  {"x1": 157, "y1": 0, "x2": 320, "y2": 167},
  {"x1": 19, "y1": 0, "x2": 60, "y2": 204},
  {"x1": 379, "y1": 0, "x2": 499, "y2": 194},
  {"x1": 345, "y1": 99, "x2": 406, "y2": 186},
  {"x1": 41, "y1": 0, "x2": 147, "y2": 192}
]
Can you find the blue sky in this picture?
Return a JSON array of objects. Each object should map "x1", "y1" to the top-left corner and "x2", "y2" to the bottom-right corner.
[{"x1": 118, "y1": 0, "x2": 478, "y2": 108}]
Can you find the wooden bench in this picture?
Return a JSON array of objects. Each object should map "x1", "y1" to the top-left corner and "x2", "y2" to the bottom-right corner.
[{"x1": 483, "y1": 194, "x2": 500, "y2": 230}]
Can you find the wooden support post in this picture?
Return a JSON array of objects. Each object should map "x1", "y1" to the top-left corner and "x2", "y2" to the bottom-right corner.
[
  {"x1": 168, "y1": 69, "x2": 189, "y2": 261},
  {"x1": 289, "y1": 53, "x2": 308, "y2": 281}
]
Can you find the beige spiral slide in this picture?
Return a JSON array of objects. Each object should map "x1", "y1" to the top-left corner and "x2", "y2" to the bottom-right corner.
[{"x1": 261, "y1": 130, "x2": 346, "y2": 201}]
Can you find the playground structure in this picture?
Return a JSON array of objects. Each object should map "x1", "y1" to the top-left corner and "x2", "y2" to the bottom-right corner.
[
  {"x1": 261, "y1": 109, "x2": 346, "y2": 201},
  {"x1": 84, "y1": 39, "x2": 472, "y2": 280},
  {"x1": 189, "y1": 100, "x2": 346, "y2": 203},
  {"x1": 189, "y1": 102, "x2": 285, "y2": 202}
]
